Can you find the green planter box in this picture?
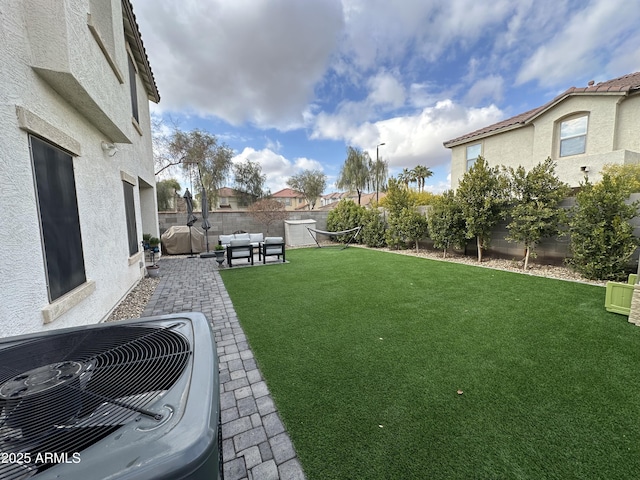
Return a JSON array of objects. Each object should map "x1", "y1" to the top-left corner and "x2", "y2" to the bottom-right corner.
[{"x1": 604, "y1": 274, "x2": 637, "y2": 316}]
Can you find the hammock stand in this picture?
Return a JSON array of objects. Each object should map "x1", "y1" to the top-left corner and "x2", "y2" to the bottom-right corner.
[{"x1": 306, "y1": 226, "x2": 362, "y2": 249}]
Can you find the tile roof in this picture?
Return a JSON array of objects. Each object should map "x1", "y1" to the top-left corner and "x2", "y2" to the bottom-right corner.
[
  {"x1": 444, "y1": 71, "x2": 640, "y2": 147},
  {"x1": 122, "y1": 0, "x2": 160, "y2": 102},
  {"x1": 271, "y1": 188, "x2": 304, "y2": 198}
]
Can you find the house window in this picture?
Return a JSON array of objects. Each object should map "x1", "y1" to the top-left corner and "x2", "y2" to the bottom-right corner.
[
  {"x1": 123, "y1": 180, "x2": 139, "y2": 257},
  {"x1": 466, "y1": 143, "x2": 482, "y2": 170},
  {"x1": 219, "y1": 197, "x2": 229, "y2": 206},
  {"x1": 30, "y1": 135, "x2": 86, "y2": 301},
  {"x1": 128, "y1": 54, "x2": 139, "y2": 123},
  {"x1": 559, "y1": 115, "x2": 588, "y2": 157},
  {"x1": 284, "y1": 198, "x2": 291, "y2": 206}
]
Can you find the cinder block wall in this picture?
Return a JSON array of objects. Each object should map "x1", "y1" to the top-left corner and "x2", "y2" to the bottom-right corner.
[{"x1": 158, "y1": 211, "x2": 329, "y2": 240}]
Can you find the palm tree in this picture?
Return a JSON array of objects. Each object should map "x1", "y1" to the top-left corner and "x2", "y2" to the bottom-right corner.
[
  {"x1": 412, "y1": 165, "x2": 433, "y2": 192},
  {"x1": 398, "y1": 168, "x2": 412, "y2": 190}
]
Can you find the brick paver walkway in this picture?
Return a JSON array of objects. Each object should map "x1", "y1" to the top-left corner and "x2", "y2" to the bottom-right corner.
[{"x1": 141, "y1": 257, "x2": 305, "y2": 480}]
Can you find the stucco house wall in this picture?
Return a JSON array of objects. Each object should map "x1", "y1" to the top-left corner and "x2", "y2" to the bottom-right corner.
[
  {"x1": 446, "y1": 73, "x2": 640, "y2": 190},
  {"x1": 0, "y1": 0, "x2": 160, "y2": 337}
]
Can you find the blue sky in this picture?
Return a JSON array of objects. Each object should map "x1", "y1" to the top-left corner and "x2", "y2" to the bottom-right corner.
[{"x1": 133, "y1": 0, "x2": 640, "y2": 195}]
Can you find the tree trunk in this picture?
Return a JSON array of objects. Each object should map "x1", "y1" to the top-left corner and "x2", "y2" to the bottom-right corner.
[
  {"x1": 476, "y1": 236, "x2": 483, "y2": 262},
  {"x1": 443, "y1": 248, "x2": 447, "y2": 259},
  {"x1": 524, "y1": 246, "x2": 530, "y2": 271},
  {"x1": 415, "y1": 239, "x2": 420, "y2": 254}
]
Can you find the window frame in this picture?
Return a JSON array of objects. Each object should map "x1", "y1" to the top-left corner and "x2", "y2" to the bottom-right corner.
[
  {"x1": 558, "y1": 114, "x2": 588, "y2": 158},
  {"x1": 30, "y1": 135, "x2": 87, "y2": 302},
  {"x1": 122, "y1": 180, "x2": 139, "y2": 257},
  {"x1": 466, "y1": 143, "x2": 482, "y2": 171}
]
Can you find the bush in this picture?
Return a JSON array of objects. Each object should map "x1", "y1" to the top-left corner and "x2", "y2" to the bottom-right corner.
[
  {"x1": 327, "y1": 200, "x2": 366, "y2": 243},
  {"x1": 428, "y1": 190, "x2": 466, "y2": 257},
  {"x1": 567, "y1": 173, "x2": 639, "y2": 280},
  {"x1": 360, "y1": 208, "x2": 387, "y2": 247}
]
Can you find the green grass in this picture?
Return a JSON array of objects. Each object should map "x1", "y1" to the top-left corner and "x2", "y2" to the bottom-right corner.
[{"x1": 219, "y1": 248, "x2": 640, "y2": 480}]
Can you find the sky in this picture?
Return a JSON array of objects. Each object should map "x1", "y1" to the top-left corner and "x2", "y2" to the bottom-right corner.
[{"x1": 133, "y1": 0, "x2": 640, "y2": 196}]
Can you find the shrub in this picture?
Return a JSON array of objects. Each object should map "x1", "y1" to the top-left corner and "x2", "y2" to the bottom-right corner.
[
  {"x1": 360, "y1": 208, "x2": 387, "y2": 247},
  {"x1": 327, "y1": 199, "x2": 366, "y2": 243},
  {"x1": 428, "y1": 190, "x2": 466, "y2": 258},
  {"x1": 567, "y1": 173, "x2": 639, "y2": 280}
]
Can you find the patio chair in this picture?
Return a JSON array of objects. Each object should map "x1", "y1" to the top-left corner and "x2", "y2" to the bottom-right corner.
[
  {"x1": 226, "y1": 239, "x2": 254, "y2": 267},
  {"x1": 261, "y1": 237, "x2": 285, "y2": 264}
]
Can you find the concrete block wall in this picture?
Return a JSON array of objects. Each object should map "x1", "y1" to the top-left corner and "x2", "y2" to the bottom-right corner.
[{"x1": 158, "y1": 211, "x2": 329, "y2": 243}]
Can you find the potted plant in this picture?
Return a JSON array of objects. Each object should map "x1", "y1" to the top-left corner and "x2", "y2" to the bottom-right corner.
[
  {"x1": 142, "y1": 233, "x2": 152, "y2": 250},
  {"x1": 149, "y1": 236, "x2": 160, "y2": 253},
  {"x1": 213, "y1": 244, "x2": 226, "y2": 266}
]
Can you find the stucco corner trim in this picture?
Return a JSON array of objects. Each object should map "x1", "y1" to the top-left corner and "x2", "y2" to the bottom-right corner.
[
  {"x1": 128, "y1": 251, "x2": 143, "y2": 266},
  {"x1": 41, "y1": 280, "x2": 96, "y2": 325},
  {"x1": 15, "y1": 106, "x2": 82, "y2": 156},
  {"x1": 120, "y1": 170, "x2": 137, "y2": 186}
]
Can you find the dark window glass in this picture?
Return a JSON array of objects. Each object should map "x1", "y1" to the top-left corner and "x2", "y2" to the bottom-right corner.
[
  {"x1": 30, "y1": 135, "x2": 86, "y2": 301},
  {"x1": 128, "y1": 55, "x2": 139, "y2": 123},
  {"x1": 123, "y1": 181, "x2": 138, "y2": 256}
]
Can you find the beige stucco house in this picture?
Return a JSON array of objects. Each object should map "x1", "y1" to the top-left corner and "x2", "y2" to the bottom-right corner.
[
  {"x1": 444, "y1": 72, "x2": 640, "y2": 189},
  {"x1": 0, "y1": 0, "x2": 160, "y2": 336}
]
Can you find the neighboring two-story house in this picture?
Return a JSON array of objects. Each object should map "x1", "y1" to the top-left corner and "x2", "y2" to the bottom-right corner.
[
  {"x1": 272, "y1": 188, "x2": 313, "y2": 211},
  {"x1": 0, "y1": 0, "x2": 160, "y2": 336},
  {"x1": 444, "y1": 72, "x2": 640, "y2": 189}
]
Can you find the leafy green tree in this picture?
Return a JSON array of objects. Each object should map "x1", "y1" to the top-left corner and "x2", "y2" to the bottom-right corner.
[
  {"x1": 505, "y1": 158, "x2": 571, "y2": 270},
  {"x1": 327, "y1": 199, "x2": 365, "y2": 243},
  {"x1": 286, "y1": 170, "x2": 327, "y2": 210},
  {"x1": 456, "y1": 156, "x2": 508, "y2": 262},
  {"x1": 380, "y1": 177, "x2": 414, "y2": 217},
  {"x1": 337, "y1": 146, "x2": 371, "y2": 205},
  {"x1": 428, "y1": 190, "x2": 466, "y2": 258},
  {"x1": 601, "y1": 163, "x2": 640, "y2": 192},
  {"x1": 233, "y1": 159, "x2": 266, "y2": 205},
  {"x1": 401, "y1": 208, "x2": 429, "y2": 253},
  {"x1": 568, "y1": 173, "x2": 639, "y2": 280},
  {"x1": 156, "y1": 178, "x2": 181, "y2": 211},
  {"x1": 397, "y1": 167, "x2": 414, "y2": 190},
  {"x1": 360, "y1": 208, "x2": 387, "y2": 247},
  {"x1": 170, "y1": 129, "x2": 233, "y2": 208}
]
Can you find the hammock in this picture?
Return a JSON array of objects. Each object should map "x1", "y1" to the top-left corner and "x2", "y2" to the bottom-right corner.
[{"x1": 306, "y1": 226, "x2": 362, "y2": 249}]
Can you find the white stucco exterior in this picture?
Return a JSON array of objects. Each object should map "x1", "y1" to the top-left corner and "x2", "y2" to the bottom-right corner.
[
  {"x1": 0, "y1": 0, "x2": 160, "y2": 337},
  {"x1": 446, "y1": 79, "x2": 640, "y2": 190}
]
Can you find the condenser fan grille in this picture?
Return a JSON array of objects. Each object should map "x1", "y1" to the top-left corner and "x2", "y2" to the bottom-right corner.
[{"x1": 0, "y1": 323, "x2": 191, "y2": 479}]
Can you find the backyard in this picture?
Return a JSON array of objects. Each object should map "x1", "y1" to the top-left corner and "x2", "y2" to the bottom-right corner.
[{"x1": 219, "y1": 247, "x2": 640, "y2": 479}]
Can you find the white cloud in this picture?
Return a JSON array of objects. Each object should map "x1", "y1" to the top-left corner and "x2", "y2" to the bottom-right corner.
[
  {"x1": 232, "y1": 147, "x2": 324, "y2": 193},
  {"x1": 311, "y1": 100, "x2": 504, "y2": 171},
  {"x1": 516, "y1": 0, "x2": 640, "y2": 87},
  {"x1": 465, "y1": 75, "x2": 504, "y2": 105},
  {"x1": 367, "y1": 72, "x2": 406, "y2": 108},
  {"x1": 135, "y1": 0, "x2": 344, "y2": 129}
]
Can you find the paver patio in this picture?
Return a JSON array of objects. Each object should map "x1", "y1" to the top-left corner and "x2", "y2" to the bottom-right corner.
[{"x1": 141, "y1": 257, "x2": 305, "y2": 480}]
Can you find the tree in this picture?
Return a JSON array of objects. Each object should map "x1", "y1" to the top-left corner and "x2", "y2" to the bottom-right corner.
[
  {"x1": 397, "y1": 168, "x2": 413, "y2": 190},
  {"x1": 412, "y1": 165, "x2": 433, "y2": 192},
  {"x1": 456, "y1": 156, "x2": 508, "y2": 262},
  {"x1": 170, "y1": 129, "x2": 233, "y2": 209},
  {"x1": 233, "y1": 159, "x2": 266, "y2": 205},
  {"x1": 399, "y1": 208, "x2": 429, "y2": 253},
  {"x1": 567, "y1": 173, "x2": 639, "y2": 280},
  {"x1": 380, "y1": 177, "x2": 414, "y2": 217},
  {"x1": 336, "y1": 146, "x2": 371, "y2": 205},
  {"x1": 370, "y1": 155, "x2": 389, "y2": 203},
  {"x1": 505, "y1": 158, "x2": 571, "y2": 270},
  {"x1": 360, "y1": 208, "x2": 387, "y2": 247},
  {"x1": 601, "y1": 163, "x2": 640, "y2": 192},
  {"x1": 247, "y1": 198, "x2": 289, "y2": 233},
  {"x1": 428, "y1": 190, "x2": 466, "y2": 258},
  {"x1": 286, "y1": 170, "x2": 327, "y2": 210},
  {"x1": 156, "y1": 178, "x2": 181, "y2": 211}
]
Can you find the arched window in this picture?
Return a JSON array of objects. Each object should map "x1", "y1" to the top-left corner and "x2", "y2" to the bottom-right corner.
[{"x1": 559, "y1": 114, "x2": 588, "y2": 157}]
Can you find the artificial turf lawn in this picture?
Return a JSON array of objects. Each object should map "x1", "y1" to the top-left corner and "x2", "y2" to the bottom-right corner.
[{"x1": 219, "y1": 247, "x2": 640, "y2": 479}]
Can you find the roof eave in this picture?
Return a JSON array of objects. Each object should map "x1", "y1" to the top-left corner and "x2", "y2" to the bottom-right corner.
[{"x1": 122, "y1": 0, "x2": 160, "y2": 103}]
